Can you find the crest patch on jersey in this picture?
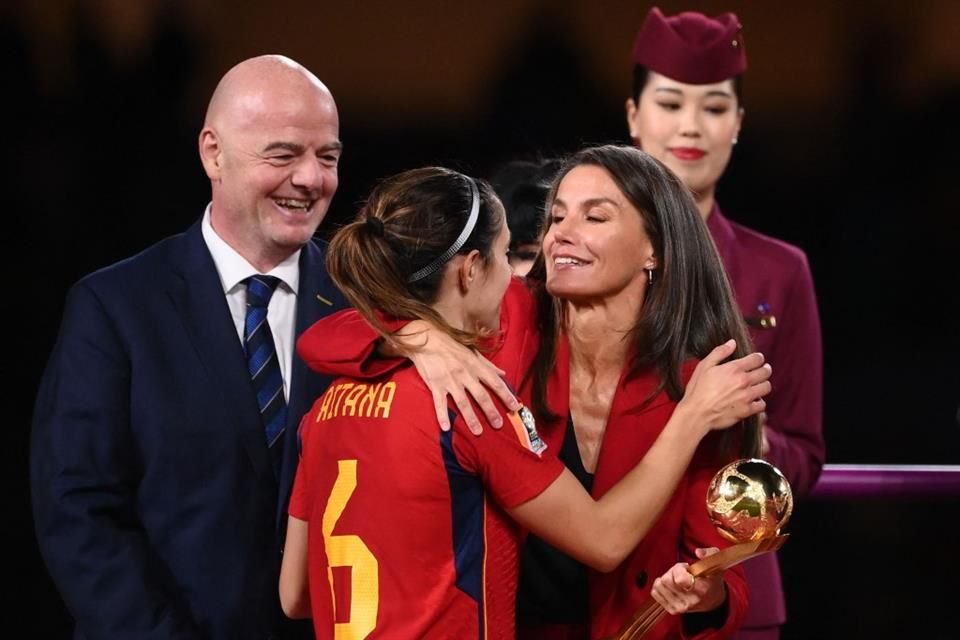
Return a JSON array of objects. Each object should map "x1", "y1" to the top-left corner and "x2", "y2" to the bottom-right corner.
[{"x1": 508, "y1": 405, "x2": 548, "y2": 457}]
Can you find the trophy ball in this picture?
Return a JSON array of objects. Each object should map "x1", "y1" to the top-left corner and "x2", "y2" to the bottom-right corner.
[{"x1": 705, "y1": 458, "x2": 794, "y2": 544}]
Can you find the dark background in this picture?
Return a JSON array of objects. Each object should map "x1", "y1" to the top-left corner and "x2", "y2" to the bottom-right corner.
[{"x1": 8, "y1": 0, "x2": 958, "y2": 637}]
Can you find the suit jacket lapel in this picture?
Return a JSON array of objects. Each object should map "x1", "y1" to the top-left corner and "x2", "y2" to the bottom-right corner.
[
  {"x1": 286, "y1": 239, "x2": 342, "y2": 432},
  {"x1": 592, "y1": 368, "x2": 666, "y2": 496},
  {"x1": 276, "y1": 238, "x2": 349, "y2": 533},
  {"x1": 541, "y1": 334, "x2": 572, "y2": 452},
  {"x1": 167, "y1": 221, "x2": 276, "y2": 486}
]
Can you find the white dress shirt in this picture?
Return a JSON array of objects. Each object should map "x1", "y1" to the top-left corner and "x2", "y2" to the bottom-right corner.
[{"x1": 201, "y1": 205, "x2": 299, "y2": 400}]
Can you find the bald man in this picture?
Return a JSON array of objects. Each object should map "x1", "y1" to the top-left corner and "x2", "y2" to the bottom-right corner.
[{"x1": 31, "y1": 55, "x2": 349, "y2": 639}]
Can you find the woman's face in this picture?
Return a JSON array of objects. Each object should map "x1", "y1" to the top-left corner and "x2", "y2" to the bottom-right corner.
[
  {"x1": 542, "y1": 165, "x2": 655, "y2": 304},
  {"x1": 625, "y1": 71, "x2": 742, "y2": 200}
]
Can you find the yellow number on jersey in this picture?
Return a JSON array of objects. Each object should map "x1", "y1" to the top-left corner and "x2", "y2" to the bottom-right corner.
[{"x1": 322, "y1": 459, "x2": 379, "y2": 639}]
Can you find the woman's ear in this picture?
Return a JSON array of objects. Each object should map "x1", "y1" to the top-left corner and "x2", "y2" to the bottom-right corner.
[
  {"x1": 625, "y1": 97, "x2": 640, "y2": 143},
  {"x1": 458, "y1": 250, "x2": 483, "y2": 293}
]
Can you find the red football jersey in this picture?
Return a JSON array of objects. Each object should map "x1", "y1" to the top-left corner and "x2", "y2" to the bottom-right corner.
[{"x1": 290, "y1": 363, "x2": 565, "y2": 639}]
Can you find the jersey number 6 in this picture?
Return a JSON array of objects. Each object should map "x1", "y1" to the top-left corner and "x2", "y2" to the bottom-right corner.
[{"x1": 323, "y1": 459, "x2": 379, "y2": 639}]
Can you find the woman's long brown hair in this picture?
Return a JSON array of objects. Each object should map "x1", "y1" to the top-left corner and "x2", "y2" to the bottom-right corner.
[{"x1": 523, "y1": 145, "x2": 760, "y2": 460}]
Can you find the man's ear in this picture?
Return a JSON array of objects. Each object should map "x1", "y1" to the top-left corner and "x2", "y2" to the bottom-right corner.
[{"x1": 198, "y1": 128, "x2": 222, "y2": 181}]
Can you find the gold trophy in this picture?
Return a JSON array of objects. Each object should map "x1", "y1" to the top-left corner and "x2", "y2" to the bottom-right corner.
[{"x1": 609, "y1": 458, "x2": 793, "y2": 640}]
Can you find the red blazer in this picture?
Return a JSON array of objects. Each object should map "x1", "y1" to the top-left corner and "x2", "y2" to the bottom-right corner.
[
  {"x1": 708, "y1": 206, "x2": 825, "y2": 631},
  {"x1": 502, "y1": 283, "x2": 747, "y2": 639}
]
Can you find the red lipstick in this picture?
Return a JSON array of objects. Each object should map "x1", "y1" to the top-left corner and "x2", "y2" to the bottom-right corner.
[{"x1": 670, "y1": 147, "x2": 706, "y2": 161}]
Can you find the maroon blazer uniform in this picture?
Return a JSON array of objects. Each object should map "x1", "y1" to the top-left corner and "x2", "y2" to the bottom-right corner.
[{"x1": 707, "y1": 205, "x2": 826, "y2": 634}]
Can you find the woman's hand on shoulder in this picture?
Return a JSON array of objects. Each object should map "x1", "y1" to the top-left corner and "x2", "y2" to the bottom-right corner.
[
  {"x1": 402, "y1": 321, "x2": 520, "y2": 434},
  {"x1": 679, "y1": 340, "x2": 772, "y2": 433}
]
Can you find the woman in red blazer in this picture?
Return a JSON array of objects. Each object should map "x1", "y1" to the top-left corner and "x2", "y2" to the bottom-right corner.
[
  {"x1": 625, "y1": 9, "x2": 826, "y2": 638},
  {"x1": 508, "y1": 145, "x2": 757, "y2": 640}
]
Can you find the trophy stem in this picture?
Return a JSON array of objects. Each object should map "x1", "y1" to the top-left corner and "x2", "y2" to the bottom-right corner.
[
  {"x1": 688, "y1": 533, "x2": 789, "y2": 578},
  {"x1": 605, "y1": 534, "x2": 789, "y2": 640}
]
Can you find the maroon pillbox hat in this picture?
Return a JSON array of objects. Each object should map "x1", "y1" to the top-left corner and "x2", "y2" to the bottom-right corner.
[{"x1": 631, "y1": 6, "x2": 747, "y2": 84}]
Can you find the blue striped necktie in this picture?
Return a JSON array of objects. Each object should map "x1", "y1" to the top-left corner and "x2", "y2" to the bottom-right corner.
[{"x1": 243, "y1": 275, "x2": 287, "y2": 460}]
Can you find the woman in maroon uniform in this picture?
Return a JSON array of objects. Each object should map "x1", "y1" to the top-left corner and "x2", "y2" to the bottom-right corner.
[
  {"x1": 625, "y1": 9, "x2": 825, "y2": 639},
  {"x1": 279, "y1": 163, "x2": 768, "y2": 638}
]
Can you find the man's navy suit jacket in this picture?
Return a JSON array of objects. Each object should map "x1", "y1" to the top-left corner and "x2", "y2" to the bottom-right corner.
[{"x1": 31, "y1": 220, "x2": 347, "y2": 638}]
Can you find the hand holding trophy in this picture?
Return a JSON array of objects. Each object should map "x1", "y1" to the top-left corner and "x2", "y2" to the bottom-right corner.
[{"x1": 609, "y1": 458, "x2": 793, "y2": 640}]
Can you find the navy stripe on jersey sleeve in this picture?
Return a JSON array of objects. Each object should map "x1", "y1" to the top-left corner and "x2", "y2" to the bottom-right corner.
[
  {"x1": 452, "y1": 407, "x2": 565, "y2": 510},
  {"x1": 440, "y1": 422, "x2": 486, "y2": 639}
]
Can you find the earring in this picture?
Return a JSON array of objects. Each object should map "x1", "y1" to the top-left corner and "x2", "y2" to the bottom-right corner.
[
  {"x1": 646, "y1": 268, "x2": 654, "y2": 285},
  {"x1": 731, "y1": 136, "x2": 739, "y2": 145}
]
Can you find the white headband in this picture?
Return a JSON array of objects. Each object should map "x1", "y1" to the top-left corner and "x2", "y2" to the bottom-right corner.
[{"x1": 407, "y1": 176, "x2": 481, "y2": 283}]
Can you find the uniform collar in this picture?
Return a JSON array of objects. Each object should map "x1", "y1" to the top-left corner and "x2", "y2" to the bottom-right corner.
[{"x1": 705, "y1": 202, "x2": 735, "y2": 253}]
